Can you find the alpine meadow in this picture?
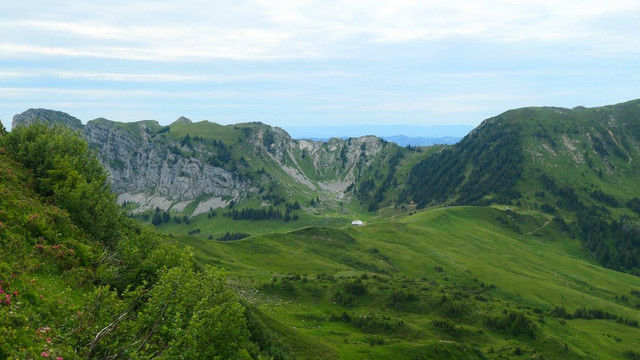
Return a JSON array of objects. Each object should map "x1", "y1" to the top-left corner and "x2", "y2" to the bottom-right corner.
[
  {"x1": 2, "y1": 99, "x2": 640, "y2": 359},
  {"x1": 2, "y1": 2, "x2": 640, "y2": 359}
]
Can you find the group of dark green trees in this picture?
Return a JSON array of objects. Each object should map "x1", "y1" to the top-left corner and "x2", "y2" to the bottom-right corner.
[
  {"x1": 406, "y1": 119, "x2": 523, "y2": 207},
  {"x1": 223, "y1": 206, "x2": 299, "y2": 222},
  {"x1": 536, "y1": 174, "x2": 640, "y2": 274}
]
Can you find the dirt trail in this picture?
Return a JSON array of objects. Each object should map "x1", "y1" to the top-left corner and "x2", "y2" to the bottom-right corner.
[{"x1": 525, "y1": 220, "x2": 551, "y2": 235}]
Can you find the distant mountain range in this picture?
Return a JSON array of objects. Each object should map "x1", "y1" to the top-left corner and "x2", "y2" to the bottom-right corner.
[
  {"x1": 285, "y1": 124, "x2": 474, "y2": 140},
  {"x1": 298, "y1": 135, "x2": 462, "y2": 146},
  {"x1": 381, "y1": 135, "x2": 461, "y2": 146}
]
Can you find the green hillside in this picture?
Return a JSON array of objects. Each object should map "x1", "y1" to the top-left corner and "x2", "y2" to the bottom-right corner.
[
  {"x1": 170, "y1": 99, "x2": 640, "y2": 359},
  {"x1": 406, "y1": 99, "x2": 640, "y2": 208},
  {"x1": 406, "y1": 99, "x2": 640, "y2": 274},
  {"x1": 180, "y1": 206, "x2": 640, "y2": 359},
  {"x1": 0, "y1": 124, "x2": 291, "y2": 359}
]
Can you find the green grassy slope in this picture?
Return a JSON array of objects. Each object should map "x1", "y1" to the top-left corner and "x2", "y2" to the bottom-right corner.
[
  {"x1": 405, "y1": 99, "x2": 640, "y2": 275},
  {"x1": 406, "y1": 99, "x2": 640, "y2": 208},
  {"x1": 513, "y1": 100, "x2": 640, "y2": 202},
  {"x1": 0, "y1": 125, "x2": 292, "y2": 360},
  {"x1": 180, "y1": 206, "x2": 640, "y2": 359}
]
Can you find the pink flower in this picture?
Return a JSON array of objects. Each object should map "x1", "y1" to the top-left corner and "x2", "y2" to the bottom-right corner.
[
  {"x1": 13, "y1": 291, "x2": 18, "y2": 296},
  {"x1": 41, "y1": 352, "x2": 50, "y2": 357},
  {"x1": 56, "y1": 357, "x2": 63, "y2": 360},
  {"x1": 46, "y1": 337, "x2": 52, "y2": 343}
]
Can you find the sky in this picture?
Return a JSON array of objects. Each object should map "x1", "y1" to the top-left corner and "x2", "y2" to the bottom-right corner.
[{"x1": 1, "y1": 1, "x2": 639, "y2": 134}]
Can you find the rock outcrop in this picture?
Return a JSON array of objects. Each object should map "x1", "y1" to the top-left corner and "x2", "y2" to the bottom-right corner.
[
  {"x1": 13, "y1": 109, "x2": 83, "y2": 130},
  {"x1": 82, "y1": 119, "x2": 249, "y2": 213}
]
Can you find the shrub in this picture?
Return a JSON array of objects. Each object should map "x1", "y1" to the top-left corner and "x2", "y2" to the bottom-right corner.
[
  {"x1": 484, "y1": 311, "x2": 537, "y2": 338},
  {"x1": 432, "y1": 319, "x2": 458, "y2": 335},
  {"x1": 343, "y1": 279, "x2": 367, "y2": 296}
]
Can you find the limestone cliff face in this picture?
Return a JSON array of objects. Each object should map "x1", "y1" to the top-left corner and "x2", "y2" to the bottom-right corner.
[
  {"x1": 12, "y1": 109, "x2": 393, "y2": 214},
  {"x1": 247, "y1": 126, "x2": 386, "y2": 195},
  {"x1": 81, "y1": 119, "x2": 249, "y2": 213}
]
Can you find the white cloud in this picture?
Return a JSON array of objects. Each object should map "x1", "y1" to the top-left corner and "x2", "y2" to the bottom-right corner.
[
  {"x1": 0, "y1": 69, "x2": 351, "y2": 82},
  {"x1": 0, "y1": 87, "x2": 299, "y2": 101},
  {"x1": 0, "y1": 1, "x2": 638, "y2": 61},
  {"x1": 0, "y1": 1, "x2": 637, "y2": 128}
]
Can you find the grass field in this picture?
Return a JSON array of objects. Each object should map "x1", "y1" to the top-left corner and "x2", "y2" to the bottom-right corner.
[{"x1": 177, "y1": 206, "x2": 640, "y2": 359}]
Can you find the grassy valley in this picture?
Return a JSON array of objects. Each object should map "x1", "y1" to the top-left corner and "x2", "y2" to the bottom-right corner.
[{"x1": 179, "y1": 206, "x2": 640, "y2": 359}]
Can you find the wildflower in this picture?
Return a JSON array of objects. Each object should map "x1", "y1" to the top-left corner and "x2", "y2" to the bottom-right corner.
[
  {"x1": 41, "y1": 352, "x2": 50, "y2": 357},
  {"x1": 46, "y1": 337, "x2": 52, "y2": 343},
  {"x1": 56, "y1": 357, "x2": 63, "y2": 360},
  {"x1": 13, "y1": 291, "x2": 18, "y2": 296}
]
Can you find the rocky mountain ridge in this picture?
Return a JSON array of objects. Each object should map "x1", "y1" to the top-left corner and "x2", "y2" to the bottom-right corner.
[{"x1": 12, "y1": 109, "x2": 398, "y2": 215}]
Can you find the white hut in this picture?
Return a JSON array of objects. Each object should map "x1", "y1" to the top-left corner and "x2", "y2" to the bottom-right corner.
[{"x1": 351, "y1": 220, "x2": 364, "y2": 226}]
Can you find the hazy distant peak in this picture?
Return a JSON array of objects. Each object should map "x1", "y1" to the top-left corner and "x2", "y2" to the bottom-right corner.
[
  {"x1": 285, "y1": 124, "x2": 475, "y2": 140},
  {"x1": 382, "y1": 135, "x2": 462, "y2": 147}
]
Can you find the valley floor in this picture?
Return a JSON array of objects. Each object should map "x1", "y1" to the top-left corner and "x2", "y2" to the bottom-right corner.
[{"x1": 178, "y1": 206, "x2": 640, "y2": 359}]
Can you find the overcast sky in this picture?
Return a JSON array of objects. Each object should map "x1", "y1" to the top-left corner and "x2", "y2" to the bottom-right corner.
[{"x1": 1, "y1": 1, "x2": 639, "y2": 132}]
